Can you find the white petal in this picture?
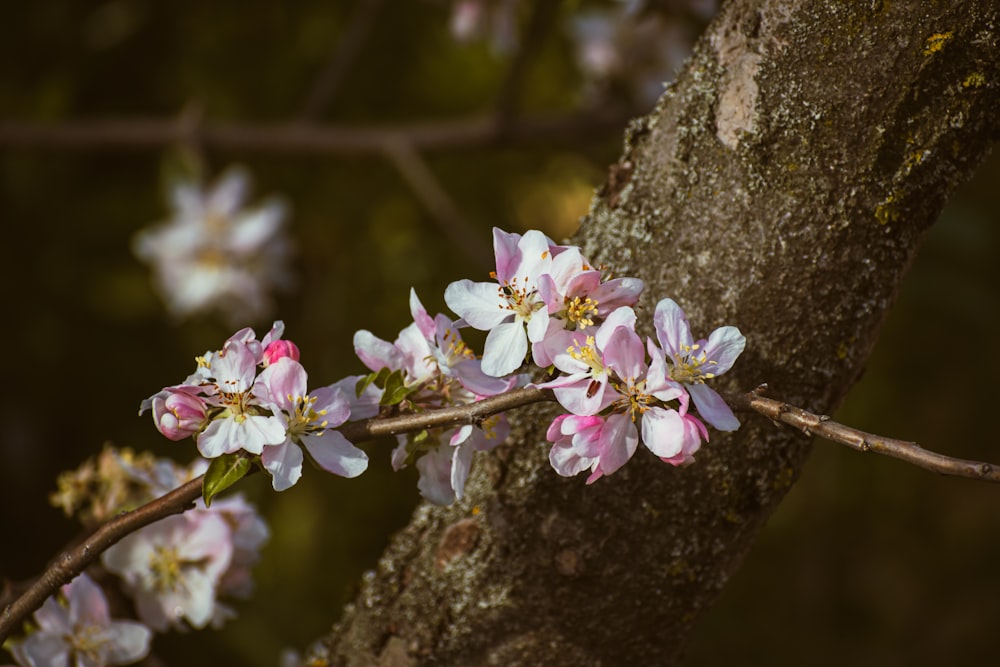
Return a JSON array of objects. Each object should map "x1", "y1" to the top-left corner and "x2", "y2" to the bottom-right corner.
[
  {"x1": 481, "y1": 321, "x2": 527, "y2": 377},
  {"x1": 303, "y1": 431, "x2": 368, "y2": 478},
  {"x1": 262, "y1": 441, "x2": 304, "y2": 491},
  {"x1": 444, "y1": 280, "x2": 510, "y2": 330}
]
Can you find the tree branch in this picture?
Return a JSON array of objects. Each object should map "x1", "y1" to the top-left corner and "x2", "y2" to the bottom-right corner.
[
  {"x1": 0, "y1": 109, "x2": 630, "y2": 155},
  {"x1": 380, "y1": 136, "x2": 492, "y2": 267},
  {"x1": 731, "y1": 387, "x2": 1000, "y2": 482},
  {"x1": 5, "y1": 376, "x2": 999, "y2": 645},
  {"x1": 0, "y1": 477, "x2": 203, "y2": 642},
  {"x1": 0, "y1": 387, "x2": 553, "y2": 644},
  {"x1": 296, "y1": 0, "x2": 386, "y2": 122}
]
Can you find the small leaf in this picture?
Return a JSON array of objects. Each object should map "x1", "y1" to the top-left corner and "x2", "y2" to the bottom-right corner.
[
  {"x1": 355, "y1": 372, "x2": 379, "y2": 397},
  {"x1": 380, "y1": 370, "x2": 412, "y2": 405},
  {"x1": 203, "y1": 453, "x2": 252, "y2": 506}
]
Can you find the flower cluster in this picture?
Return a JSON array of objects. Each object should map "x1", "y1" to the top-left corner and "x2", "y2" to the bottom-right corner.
[
  {"x1": 140, "y1": 228, "x2": 744, "y2": 505},
  {"x1": 442, "y1": 227, "x2": 744, "y2": 483},
  {"x1": 6, "y1": 449, "x2": 270, "y2": 665},
  {"x1": 132, "y1": 166, "x2": 294, "y2": 325},
  {"x1": 142, "y1": 321, "x2": 368, "y2": 492},
  {"x1": 352, "y1": 289, "x2": 519, "y2": 504},
  {"x1": 79, "y1": 452, "x2": 269, "y2": 633},
  {"x1": 567, "y1": 1, "x2": 717, "y2": 109},
  {"x1": 3, "y1": 573, "x2": 151, "y2": 667}
]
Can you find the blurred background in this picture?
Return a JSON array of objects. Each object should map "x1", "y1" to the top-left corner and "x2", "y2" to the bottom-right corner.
[{"x1": 0, "y1": 2, "x2": 997, "y2": 666}]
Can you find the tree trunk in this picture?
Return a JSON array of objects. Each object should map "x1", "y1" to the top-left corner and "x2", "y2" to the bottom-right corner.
[{"x1": 323, "y1": 1, "x2": 999, "y2": 664}]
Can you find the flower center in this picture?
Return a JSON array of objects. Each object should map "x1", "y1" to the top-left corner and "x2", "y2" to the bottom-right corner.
[
  {"x1": 564, "y1": 296, "x2": 598, "y2": 329},
  {"x1": 66, "y1": 623, "x2": 106, "y2": 662},
  {"x1": 286, "y1": 394, "x2": 327, "y2": 437},
  {"x1": 610, "y1": 375, "x2": 654, "y2": 422},
  {"x1": 669, "y1": 343, "x2": 717, "y2": 384},
  {"x1": 567, "y1": 336, "x2": 605, "y2": 377},
  {"x1": 496, "y1": 277, "x2": 544, "y2": 320},
  {"x1": 149, "y1": 545, "x2": 185, "y2": 593}
]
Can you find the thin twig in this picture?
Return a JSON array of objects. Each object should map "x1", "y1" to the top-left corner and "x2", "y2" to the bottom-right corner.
[
  {"x1": 0, "y1": 477, "x2": 203, "y2": 642},
  {"x1": 0, "y1": 387, "x2": 555, "y2": 643},
  {"x1": 381, "y1": 136, "x2": 492, "y2": 267},
  {"x1": 296, "y1": 0, "x2": 385, "y2": 122},
  {"x1": 493, "y1": 0, "x2": 564, "y2": 121},
  {"x1": 0, "y1": 109, "x2": 630, "y2": 155},
  {"x1": 730, "y1": 386, "x2": 1000, "y2": 482},
  {"x1": 6, "y1": 383, "x2": 997, "y2": 643}
]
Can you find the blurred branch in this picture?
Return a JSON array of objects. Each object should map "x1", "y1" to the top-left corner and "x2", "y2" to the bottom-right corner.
[
  {"x1": 731, "y1": 385, "x2": 1000, "y2": 482},
  {"x1": 494, "y1": 0, "x2": 564, "y2": 122},
  {"x1": 381, "y1": 137, "x2": 492, "y2": 267},
  {"x1": 296, "y1": 0, "x2": 386, "y2": 122},
  {"x1": 0, "y1": 108, "x2": 630, "y2": 155}
]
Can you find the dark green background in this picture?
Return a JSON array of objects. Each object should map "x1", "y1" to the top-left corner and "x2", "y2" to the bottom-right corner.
[{"x1": 1, "y1": 2, "x2": 998, "y2": 665}]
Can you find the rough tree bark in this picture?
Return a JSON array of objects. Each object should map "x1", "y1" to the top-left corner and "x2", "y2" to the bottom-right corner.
[{"x1": 323, "y1": 1, "x2": 999, "y2": 665}]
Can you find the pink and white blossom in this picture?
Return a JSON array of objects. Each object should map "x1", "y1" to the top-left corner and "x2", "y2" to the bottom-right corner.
[
  {"x1": 543, "y1": 324, "x2": 708, "y2": 481},
  {"x1": 256, "y1": 357, "x2": 367, "y2": 491},
  {"x1": 445, "y1": 228, "x2": 554, "y2": 377},
  {"x1": 6, "y1": 574, "x2": 151, "y2": 667},
  {"x1": 102, "y1": 512, "x2": 234, "y2": 632},
  {"x1": 196, "y1": 340, "x2": 287, "y2": 458},
  {"x1": 652, "y1": 298, "x2": 746, "y2": 431}
]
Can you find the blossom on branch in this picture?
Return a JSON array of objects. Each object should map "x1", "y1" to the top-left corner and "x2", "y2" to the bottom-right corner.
[
  {"x1": 445, "y1": 227, "x2": 643, "y2": 377},
  {"x1": 652, "y1": 298, "x2": 746, "y2": 431},
  {"x1": 353, "y1": 289, "x2": 519, "y2": 504},
  {"x1": 141, "y1": 321, "x2": 366, "y2": 491}
]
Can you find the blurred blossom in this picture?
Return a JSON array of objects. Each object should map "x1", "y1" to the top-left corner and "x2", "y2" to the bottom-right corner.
[
  {"x1": 569, "y1": 3, "x2": 708, "y2": 109},
  {"x1": 448, "y1": 0, "x2": 520, "y2": 54},
  {"x1": 52, "y1": 447, "x2": 269, "y2": 632},
  {"x1": 133, "y1": 166, "x2": 293, "y2": 325},
  {"x1": 6, "y1": 573, "x2": 151, "y2": 667}
]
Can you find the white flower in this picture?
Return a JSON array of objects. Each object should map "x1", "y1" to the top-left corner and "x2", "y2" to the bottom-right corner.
[
  {"x1": 133, "y1": 166, "x2": 293, "y2": 324},
  {"x1": 7, "y1": 574, "x2": 151, "y2": 667},
  {"x1": 101, "y1": 513, "x2": 234, "y2": 632}
]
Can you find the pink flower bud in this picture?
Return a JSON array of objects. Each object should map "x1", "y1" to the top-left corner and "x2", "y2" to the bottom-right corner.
[
  {"x1": 152, "y1": 388, "x2": 207, "y2": 441},
  {"x1": 262, "y1": 340, "x2": 300, "y2": 366}
]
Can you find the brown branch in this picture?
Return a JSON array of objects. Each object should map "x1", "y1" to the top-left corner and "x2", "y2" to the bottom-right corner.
[
  {"x1": 731, "y1": 386, "x2": 1000, "y2": 482},
  {"x1": 0, "y1": 109, "x2": 630, "y2": 155},
  {"x1": 296, "y1": 0, "x2": 386, "y2": 122},
  {"x1": 380, "y1": 137, "x2": 492, "y2": 267},
  {"x1": 0, "y1": 477, "x2": 203, "y2": 642},
  {"x1": 5, "y1": 382, "x2": 994, "y2": 645},
  {"x1": 0, "y1": 386, "x2": 554, "y2": 644}
]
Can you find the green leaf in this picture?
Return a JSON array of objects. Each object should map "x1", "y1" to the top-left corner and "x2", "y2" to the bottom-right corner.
[
  {"x1": 202, "y1": 453, "x2": 252, "y2": 506},
  {"x1": 380, "y1": 370, "x2": 417, "y2": 406}
]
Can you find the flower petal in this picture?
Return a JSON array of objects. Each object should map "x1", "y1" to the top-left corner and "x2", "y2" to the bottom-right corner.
[
  {"x1": 261, "y1": 440, "x2": 304, "y2": 491},
  {"x1": 303, "y1": 431, "x2": 369, "y2": 478},
  {"x1": 481, "y1": 320, "x2": 527, "y2": 377},
  {"x1": 688, "y1": 384, "x2": 740, "y2": 431}
]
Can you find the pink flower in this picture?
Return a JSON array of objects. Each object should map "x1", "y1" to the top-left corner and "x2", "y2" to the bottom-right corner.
[
  {"x1": 146, "y1": 385, "x2": 207, "y2": 441},
  {"x1": 445, "y1": 228, "x2": 554, "y2": 376},
  {"x1": 543, "y1": 324, "x2": 708, "y2": 481},
  {"x1": 653, "y1": 298, "x2": 745, "y2": 431},
  {"x1": 196, "y1": 340, "x2": 287, "y2": 458},
  {"x1": 546, "y1": 414, "x2": 603, "y2": 479},
  {"x1": 7, "y1": 573, "x2": 151, "y2": 667},
  {"x1": 533, "y1": 306, "x2": 637, "y2": 416},
  {"x1": 255, "y1": 357, "x2": 367, "y2": 491},
  {"x1": 102, "y1": 512, "x2": 233, "y2": 632}
]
